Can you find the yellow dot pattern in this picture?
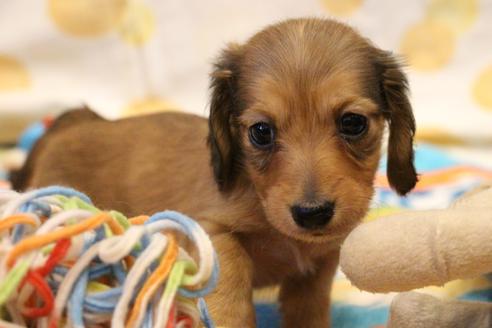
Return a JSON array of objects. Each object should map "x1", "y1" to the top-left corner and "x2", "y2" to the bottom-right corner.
[
  {"x1": 0, "y1": 55, "x2": 30, "y2": 92},
  {"x1": 118, "y1": 2, "x2": 156, "y2": 46},
  {"x1": 123, "y1": 96, "x2": 179, "y2": 117},
  {"x1": 427, "y1": 0, "x2": 478, "y2": 34},
  {"x1": 48, "y1": 0, "x2": 127, "y2": 37},
  {"x1": 416, "y1": 127, "x2": 466, "y2": 145},
  {"x1": 400, "y1": 0, "x2": 477, "y2": 72},
  {"x1": 400, "y1": 21, "x2": 455, "y2": 71},
  {"x1": 320, "y1": 0, "x2": 363, "y2": 16},
  {"x1": 473, "y1": 65, "x2": 492, "y2": 111}
]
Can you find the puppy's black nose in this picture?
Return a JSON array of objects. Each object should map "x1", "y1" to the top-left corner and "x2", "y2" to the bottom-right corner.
[{"x1": 291, "y1": 202, "x2": 335, "y2": 230}]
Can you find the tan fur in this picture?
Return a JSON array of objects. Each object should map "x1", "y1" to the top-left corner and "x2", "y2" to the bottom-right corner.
[{"x1": 13, "y1": 18, "x2": 417, "y2": 327}]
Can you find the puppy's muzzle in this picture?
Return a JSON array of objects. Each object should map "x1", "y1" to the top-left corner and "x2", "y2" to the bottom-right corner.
[{"x1": 290, "y1": 201, "x2": 335, "y2": 230}]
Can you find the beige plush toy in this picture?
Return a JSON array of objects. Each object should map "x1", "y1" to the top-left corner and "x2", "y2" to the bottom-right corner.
[{"x1": 340, "y1": 183, "x2": 492, "y2": 328}]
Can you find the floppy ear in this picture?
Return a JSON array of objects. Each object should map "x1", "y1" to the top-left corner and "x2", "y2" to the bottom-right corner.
[
  {"x1": 376, "y1": 50, "x2": 418, "y2": 195},
  {"x1": 207, "y1": 44, "x2": 243, "y2": 191}
]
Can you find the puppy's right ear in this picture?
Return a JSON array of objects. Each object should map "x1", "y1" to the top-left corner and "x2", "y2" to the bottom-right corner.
[{"x1": 208, "y1": 43, "x2": 243, "y2": 191}]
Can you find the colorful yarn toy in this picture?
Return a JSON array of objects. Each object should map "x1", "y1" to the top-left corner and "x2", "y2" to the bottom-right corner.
[{"x1": 0, "y1": 186, "x2": 218, "y2": 328}]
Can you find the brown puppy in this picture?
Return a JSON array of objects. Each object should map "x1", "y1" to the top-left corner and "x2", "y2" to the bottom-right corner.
[{"x1": 12, "y1": 18, "x2": 417, "y2": 327}]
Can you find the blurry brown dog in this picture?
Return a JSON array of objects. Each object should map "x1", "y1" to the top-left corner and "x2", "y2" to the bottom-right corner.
[{"x1": 12, "y1": 18, "x2": 417, "y2": 327}]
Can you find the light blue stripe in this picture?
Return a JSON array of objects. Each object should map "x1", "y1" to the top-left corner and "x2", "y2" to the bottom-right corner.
[{"x1": 34, "y1": 186, "x2": 92, "y2": 204}]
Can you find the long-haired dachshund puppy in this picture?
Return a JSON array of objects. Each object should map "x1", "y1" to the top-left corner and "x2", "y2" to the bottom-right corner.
[{"x1": 12, "y1": 18, "x2": 417, "y2": 327}]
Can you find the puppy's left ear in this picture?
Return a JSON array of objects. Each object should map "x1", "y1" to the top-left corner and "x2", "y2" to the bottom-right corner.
[
  {"x1": 375, "y1": 50, "x2": 418, "y2": 195},
  {"x1": 207, "y1": 43, "x2": 243, "y2": 191}
]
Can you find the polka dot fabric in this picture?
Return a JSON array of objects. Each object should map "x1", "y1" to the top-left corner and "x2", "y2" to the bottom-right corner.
[
  {"x1": 0, "y1": 0, "x2": 491, "y2": 143},
  {"x1": 0, "y1": 55, "x2": 31, "y2": 91}
]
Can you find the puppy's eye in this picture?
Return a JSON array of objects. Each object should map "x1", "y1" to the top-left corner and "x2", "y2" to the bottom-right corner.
[
  {"x1": 249, "y1": 122, "x2": 274, "y2": 149},
  {"x1": 339, "y1": 113, "x2": 368, "y2": 138}
]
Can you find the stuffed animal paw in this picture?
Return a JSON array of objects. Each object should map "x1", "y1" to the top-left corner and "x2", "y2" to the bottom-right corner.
[{"x1": 340, "y1": 183, "x2": 492, "y2": 328}]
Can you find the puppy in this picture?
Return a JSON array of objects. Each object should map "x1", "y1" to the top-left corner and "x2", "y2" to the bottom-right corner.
[{"x1": 12, "y1": 18, "x2": 417, "y2": 327}]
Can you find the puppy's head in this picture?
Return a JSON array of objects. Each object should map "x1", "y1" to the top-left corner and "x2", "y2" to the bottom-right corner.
[{"x1": 208, "y1": 18, "x2": 417, "y2": 243}]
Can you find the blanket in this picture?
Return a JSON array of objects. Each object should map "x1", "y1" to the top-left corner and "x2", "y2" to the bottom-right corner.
[{"x1": 2, "y1": 141, "x2": 492, "y2": 328}]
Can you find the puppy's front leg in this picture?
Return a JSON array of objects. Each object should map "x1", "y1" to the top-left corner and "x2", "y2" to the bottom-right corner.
[
  {"x1": 279, "y1": 250, "x2": 339, "y2": 328},
  {"x1": 205, "y1": 233, "x2": 256, "y2": 327}
]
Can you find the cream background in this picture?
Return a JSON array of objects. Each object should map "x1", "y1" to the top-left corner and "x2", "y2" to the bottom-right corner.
[{"x1": 0, "y1": 0, "x2": 491, "y2": 143}]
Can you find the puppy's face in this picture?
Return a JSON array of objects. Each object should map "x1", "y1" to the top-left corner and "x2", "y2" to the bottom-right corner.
[{"x1": 208, "y1": 19, "x2": 417, "y2": 243}]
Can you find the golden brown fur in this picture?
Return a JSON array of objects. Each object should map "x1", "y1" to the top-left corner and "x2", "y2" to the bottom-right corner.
[{"x1": 12, "y1": 18, "x2": 417, "y2": 327}]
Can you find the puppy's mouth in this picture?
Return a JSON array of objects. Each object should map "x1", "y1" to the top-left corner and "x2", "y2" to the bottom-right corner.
[
  {"x1": 289, "y1": 228, "x2": 347, "y2": 244},
  {"x1": 278, "y1": 218, "x2": 347, "y2": 244}
]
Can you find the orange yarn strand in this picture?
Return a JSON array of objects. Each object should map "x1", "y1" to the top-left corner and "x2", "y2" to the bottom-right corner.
[
  {"x1": 125, "y1": 234, "x2": 178, "y2": 327},
  {"x1": 0, "y1": 214, "x2": 38, "y2": 232},
  {"x1": 6, "y1": 213, "x2": 111, "y2": 268}
]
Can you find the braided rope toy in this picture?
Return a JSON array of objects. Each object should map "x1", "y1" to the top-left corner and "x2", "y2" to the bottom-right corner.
[{"x1": 0, "y1": 186, "x2": 218, "y2": 328}]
